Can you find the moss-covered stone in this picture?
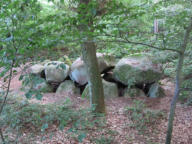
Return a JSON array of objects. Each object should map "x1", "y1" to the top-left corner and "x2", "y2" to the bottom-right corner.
[
  {"x1": 56, "y1": 80, "x2": 80, "y2": 95},
  {"x1": 82, "y1": 79, "x2": 118, "y2": 99},
  {"x1": 44, "y1": 61, "x2": 69, "y2": 83},
  {"x1": 148, "y1": 83, "x2": 165, "y2": 98},
  {"x1": 22, "y1": 76, "x2": 54, "y2": 93},
  {"x1": 29, "y1": 64, "x2": 45, "y2": 76},
  {"x1": 70, "y1": 53, "x2": 115, "y2": 85},
  {"x1": 113, "y1": 56, "x2": 162, "y2": 86}
]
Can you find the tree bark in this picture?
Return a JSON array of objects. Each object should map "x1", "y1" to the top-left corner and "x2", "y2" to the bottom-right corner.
[
  {"x1": 165, "y1": 18, "x2": 192, "y2": 144},
  {"x1": 79, "y1": 0, "x2": 105, "y2": 113},
  {"x1": 81, "y1": 41, "x2": 105, "y2": 113}
]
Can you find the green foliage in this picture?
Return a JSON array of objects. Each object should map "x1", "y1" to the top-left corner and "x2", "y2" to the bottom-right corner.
[
  {"x1": 21, "y1": 74, "x2": 50, "y2": 100},
  {"x1": 93, "y1": 136, "x2": 114, "y2": 144},
  {"x1": 1, "y1": 98, "x2": 73, "y2": 132},
  {"x1": 179, "y1": 91, "x2": 192, "y2": 106},
  {"x1": 0, "y1": 0, "x2": 42, "y2": 68},
  {"x1": 0, "y1": 93, "x2": 106, "y2": 143},
  {"x1": 124, "y1": 100, "x2": 165, "y2": 134},
  {"x1": 68, "y1": 112, "x2": 106, "y2": 142},
  {"x1": 179, "y1": 78, "x2": 192, "y2": 105}
]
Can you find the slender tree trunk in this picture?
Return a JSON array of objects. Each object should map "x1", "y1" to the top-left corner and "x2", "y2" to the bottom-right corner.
[
  {"x1": 0, "y1": 61, "x2": 14, "y2": 143},
  {"x1": 166, "y1": 18, "x2": 192, "y2": 144},
  {"x1": 81, "y1": 41, "x2": 105, "y2": 113},
  {"x1": 79, "y1": 0, "x2": 105, "y2": 113}
]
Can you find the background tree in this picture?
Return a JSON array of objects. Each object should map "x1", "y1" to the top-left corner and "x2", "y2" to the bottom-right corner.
[
  {"x1": 0, "y1": 0, "x2": 42, "y2": 142},
  {"x1": 166, "y1": 17, "x2": 192, "y2": 144}
]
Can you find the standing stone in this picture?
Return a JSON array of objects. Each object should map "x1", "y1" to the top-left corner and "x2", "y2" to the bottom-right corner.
[
  {"x1": 82, "y1": 79, "x2": 118, "y2": 99},
  {"x1": 44, "y1": 61, "x2": 69, "y2": 83},
  {"x1": 56, "y1": 80, "x2": 80, "y2": 95},
  {"x1": 148, "y1": 83, "x2": 164, "y2": 98},
  {"x1": 70, "y1": 53, "x2": 115, "y2": 85},
  {"x1": 33, "y1": 80, "x2": 53, "y2": 93},
  {"x1": 70, "y1": 57, "x2": 88, "y2": 85},
  {"x1": 29, "y1": 64, "x2": 45, "y2": 75}
]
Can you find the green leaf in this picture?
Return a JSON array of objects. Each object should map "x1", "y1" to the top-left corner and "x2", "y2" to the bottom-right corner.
[
  {"x1": 33, "y1": 76, "x2": 45, "y2": 85},
  {"x1": 59, "y1": 120, "x2": 67, "y2": 130},
  {"x1": 78, "y1": 133, "x2": 86, "y2": 142},
  {"x1": 41, "y1": 123, "x2": 48, "y2": 132},
  {"x1": 58, "y1": 63, "x2": 66, "y2": 70},
  {"x1": 91, "y1": 8, "x2": 97, "y2": 16},
  {"x1": 60, "y1": 0, "x2": 64, "y2": 3},
  {"x1": 19, "y1": 75, "x2": 24, "y2": 81},
  {"x1": 25, "y1": 90, "x2": 35, "y2": 99},
  {"x1": 35, "y1": 92, "x2": 43, "y2": 100}
]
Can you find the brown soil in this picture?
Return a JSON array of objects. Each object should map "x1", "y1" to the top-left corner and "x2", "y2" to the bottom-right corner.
[{"x1": 1, "y1": 71, "x2": 192, "y2": 144}]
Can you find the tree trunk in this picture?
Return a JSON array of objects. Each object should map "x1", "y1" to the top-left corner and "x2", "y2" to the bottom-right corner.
[
  {"x1": 78, "y1": 0, "x2": 105, "y2": 113},
  {"x1": 166, "y1": 18, "x2": 192, "y2": 144},
  {"x1": 81, "y1": 41, "x2": 105, "y2": 113}
]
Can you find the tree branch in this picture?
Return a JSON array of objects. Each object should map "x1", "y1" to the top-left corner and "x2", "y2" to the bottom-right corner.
[
  {"x1": 97, "y1": 33, "x2": 182, "y2": 53},
  {"x1": 124, "y1": 38, "x2": 181, "y2": 53},
  {"x1": 180, "y1": 88, "x2": 192, "y2": 91}
]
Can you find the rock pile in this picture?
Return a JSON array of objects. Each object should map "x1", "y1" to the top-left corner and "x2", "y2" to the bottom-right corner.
[{"x1": 24, "y1": 54, "x2": 165, "y2": 99}]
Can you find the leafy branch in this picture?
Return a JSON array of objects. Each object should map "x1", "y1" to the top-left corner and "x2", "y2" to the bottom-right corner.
[{"x1": 97, "y1": 33, "x2": 182, "y2": 53}]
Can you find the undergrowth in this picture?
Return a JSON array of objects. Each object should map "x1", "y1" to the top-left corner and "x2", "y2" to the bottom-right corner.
[
  {"x1": 0, "y1": 94, "x2": 106, "y2": 143},
  {"x1": 179, "y1": 79, "x2": 192, "y2": 106},
  {"x1": 124, "y1": 100, "x2": 166, "y2": 134}
]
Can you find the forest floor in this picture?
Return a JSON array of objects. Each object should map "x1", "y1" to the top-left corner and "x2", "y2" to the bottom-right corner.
[{"x1": 1, "y1": 71, "x2": 192, "y2": 144}]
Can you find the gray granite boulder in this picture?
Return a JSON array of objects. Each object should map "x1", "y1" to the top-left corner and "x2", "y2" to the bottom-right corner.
[
  {"x1": 29, "y1": 64, "x2": 44, "y2": 75},
  {"x1": 148, "y1": 83, "x2": 165, "y2": 98},
  {"x1": 44, "y1": 61, "x2": 69, "y2": 83},
  {"x1": 56, "y1": 80, "x2": 80, "y2": 95},
  {"x1": 70, "y1": 53, "x2": 115, "y2": 85},
  {"x1": 82, "y1": 79, "x2": 118, "y2": 99},
  {"x1": 113, "y1": 56, "x2": 162, "y2": 86}
]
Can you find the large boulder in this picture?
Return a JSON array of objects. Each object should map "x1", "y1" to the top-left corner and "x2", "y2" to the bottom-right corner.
[
  {"x1": 22, "y1": 76, "x2": 54, "y2": 93},
  {"x1": 44, "y1": 61, "x2": 69, "y2": 83},
  {"x1": 69, "y1": 57, "x2": 88, "y2": 85},
  {"x1": 123, "y1": 87, "x2": 146, "y2": 98},
  {"x1": 148, "y1": 83, "x2": 165, "y2": 98},
  {"x1": 96, "y1": 53, "x2": 115, "y2": 72},
  {"x1": 82, "y1": 79, "x2": 118, "y2": 99},
  {"x1": 70, "y1": 53, "x2": 115, "y2": 85},
  {"x1": 33, "y1": 80, "x2": 53, "y2": 93},
  {"x1": 56, "y1": 80, "x2": 80, "y2": 95},
  {"x1": 113, "y1": 56, "x2": 162, "y2": 86},
  {"x1": 29, "y1": 64, "x2": 44, "y2": 75}
]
